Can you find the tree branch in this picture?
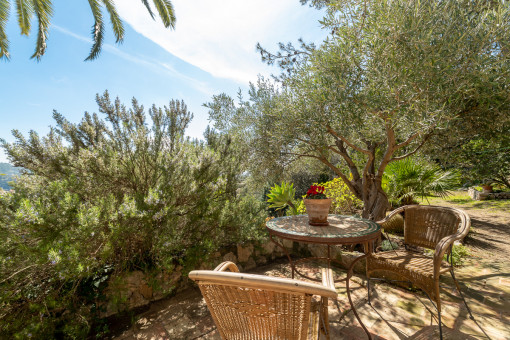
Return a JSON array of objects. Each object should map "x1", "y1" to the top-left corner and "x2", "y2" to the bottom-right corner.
[
  {"x1": 395, "y1": 130, "x2": 421, "y2": 149},
  {"x1": 376, "y1": 123, "x2": 397, "y2": 179},
  {"x1": 389, "y1": 133, "x2": 433, "y2": 162},
  {"x1": 326, "y1": 125, "x2": 371, "y2": 155},
  {"x1": 316, "y1": 153, "x2": 359, "y2": 196},
  {"x1": 0, "y1": 264, "x2": 38, "y2": 284}
]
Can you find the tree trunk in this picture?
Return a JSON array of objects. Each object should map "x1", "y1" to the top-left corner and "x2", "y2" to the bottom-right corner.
[{"x1": 361, "y1": 181, "x2": 390, "y2": 221}]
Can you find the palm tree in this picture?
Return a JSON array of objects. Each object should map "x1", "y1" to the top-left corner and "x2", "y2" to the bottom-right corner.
[
  {"x1": 0, "y1": 0, "x2": 175, "y2": 61},
  {"x1": 382, "y1": 158, "x2": 461, "y2": 207}
]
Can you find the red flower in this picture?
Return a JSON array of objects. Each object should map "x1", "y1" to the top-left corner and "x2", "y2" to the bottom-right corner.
[{"x1": 305, "y1": 185, "x2": 327, "y2": 199}]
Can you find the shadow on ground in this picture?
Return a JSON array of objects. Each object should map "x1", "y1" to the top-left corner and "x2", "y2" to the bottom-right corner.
[{"x1": 111, "y1": 204, "x2": 510, "y2": 340}]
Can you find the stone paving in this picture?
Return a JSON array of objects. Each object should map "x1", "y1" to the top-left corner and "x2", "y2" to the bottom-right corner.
[
  {"x1": 111, "y1": 205, "x2": 510, "y2": 340},
  {"x1": 111, "y1": 255, "x2": 509, "y2": 340}
]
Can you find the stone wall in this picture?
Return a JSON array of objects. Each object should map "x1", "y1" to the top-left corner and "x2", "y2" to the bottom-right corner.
[
  {"x1": 468, "y1": 188, "x2": 510, "y2": 200},
  {"x1": 101, "y1": 239, "x2": 371, "y2": 317},
  {"x1": 101, "y1": 239, "x2": 292, "y2": 317}
]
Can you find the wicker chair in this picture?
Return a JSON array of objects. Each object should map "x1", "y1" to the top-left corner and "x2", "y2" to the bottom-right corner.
[
  {"x1": 189, "y1": 261, "x2": 338, "y2": 340},
  {"x1": 367, "y1": 205, "x2": 475, "y2": 339}
]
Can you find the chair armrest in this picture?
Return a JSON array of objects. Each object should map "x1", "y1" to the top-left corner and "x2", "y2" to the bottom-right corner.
[
  {"x1": 214, "y1": 261, "x2": 240, "y2": 272},
  {"x1": 433, "y1": 211, "x2": 471, "y2": 278},
  {"x1": 321, "y1": 268, "x2": 336, "y2": 292}
]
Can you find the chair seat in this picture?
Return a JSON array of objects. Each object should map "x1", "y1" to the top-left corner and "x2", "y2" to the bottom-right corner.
[{"x1": 368, "y1": 250, "x2": 451, "y2": 279}]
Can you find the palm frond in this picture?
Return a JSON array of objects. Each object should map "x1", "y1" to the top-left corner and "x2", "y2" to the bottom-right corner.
[
  {"x1": 383, "y1": 157, "x2": 460, "y2": 206},
  {"x1": 85, "y1": 0, "x2": 104, "y2": 61},
  {"x1": 0, "y1": 0, "x2": 10, "y2": 59},
  {"x1": 140, "y1": 0, "x2": 155, "y2": 20},
  {"x1": 152, "y1": 0, "x2": 175, "y2": 29},
  {"x1": 16, "y1": 0, "x2": 33, "y2": 36},
  {"x1": 30, "y1": 0, "x2": 53, "y2": 61},
  {"x1": 101, "y1": 0, "x2": 124, "y2": 43}
]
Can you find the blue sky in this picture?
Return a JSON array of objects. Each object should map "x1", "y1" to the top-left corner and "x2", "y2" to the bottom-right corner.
[{"x1": 0, "y1": 0, "x2": 327, "y2": 163}]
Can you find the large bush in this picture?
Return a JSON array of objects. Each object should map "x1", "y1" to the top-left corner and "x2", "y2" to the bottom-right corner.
[{"x1": 0, "y1": 92, "x2": 266, "y2": 338}]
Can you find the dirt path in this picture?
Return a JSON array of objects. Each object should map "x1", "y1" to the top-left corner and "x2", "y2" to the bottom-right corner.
[{"x1": 428, "y1": 197, "x2": 510, "y2": 261}]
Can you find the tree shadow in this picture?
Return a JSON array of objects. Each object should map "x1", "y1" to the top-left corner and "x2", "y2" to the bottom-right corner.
[{"x1": 410, "y1": 325, "x2": 478, "y2": 339}]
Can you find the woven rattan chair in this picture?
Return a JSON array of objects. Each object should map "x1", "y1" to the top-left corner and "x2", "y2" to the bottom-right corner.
[
  {"x1": 189, "y1": 261, "x2": 338, "y2": 340},
  {"x1": 367, "y1": 205, "x2": 475, "y2": 339}
]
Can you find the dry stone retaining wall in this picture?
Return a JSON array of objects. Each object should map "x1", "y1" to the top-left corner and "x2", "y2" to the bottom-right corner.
[
  {"x1": 101, "y1": 239, "x2": 291, "y2": 317},
  {"x1": 468, "y1": 188, "x2": 510, "y2": 200},
  {"x1": 102, "y1": 238, "x2": 372, "y2": 317}
]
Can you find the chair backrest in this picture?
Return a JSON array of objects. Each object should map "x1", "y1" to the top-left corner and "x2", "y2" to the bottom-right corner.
[
  {"x1": 189, "y1": 269, "x2": 337, "y2": 340},
  {"x1": 403, "y1": 205, "x2": 470, "y2": 251}
]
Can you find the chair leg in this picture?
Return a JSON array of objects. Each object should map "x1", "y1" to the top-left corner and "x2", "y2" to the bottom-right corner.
[
  {"x1": 435, "y1": 279, "x2": 443, "y2": 340},
  {"x1": 367, "y1": 274, "x2": 371, "y2": 305},
  {"x1": 450, "y1": 268, "x2": 475, "y2": 320},
  {"x1": 438, "y1": 309, "x2": 443, "y2": 340},
  {"x1": 319, "y1": 297, "x2": 330, "y2": 340}
]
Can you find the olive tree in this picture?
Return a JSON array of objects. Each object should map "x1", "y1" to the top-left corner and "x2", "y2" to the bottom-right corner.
[{"x1": 208, "y1": 0, "x2": 510, "y2": 220}]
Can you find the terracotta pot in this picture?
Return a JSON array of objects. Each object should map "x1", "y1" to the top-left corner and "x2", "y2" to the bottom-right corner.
[
  {"x1": 303, "y1": 198, "x2": 332, "y2": 226},
  {"x1": 482, "y1": 185, "x2": 493, "y2": 193}
]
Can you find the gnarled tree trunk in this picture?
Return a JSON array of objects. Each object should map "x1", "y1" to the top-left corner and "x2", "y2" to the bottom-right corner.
[{"x1": 361, "y1": 182, "x2": 390, "y2": 221}]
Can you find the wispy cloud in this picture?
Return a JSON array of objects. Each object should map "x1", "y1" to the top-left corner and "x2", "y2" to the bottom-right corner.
[
  {"x1": 116, "y1": 0, "x2": 326, "y2": 84},
  {"x1": 52, "y1": 24, "x2": 214, "y2": 96}
]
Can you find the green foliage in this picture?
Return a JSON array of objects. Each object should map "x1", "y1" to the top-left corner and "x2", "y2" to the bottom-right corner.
[
  {"x1": 322, "y1": 178, "x2": 362, "y2": 214},
  {"x1": 460, "y1": 137, "x2": 510, "y2": 189},
  {"x1": 209, "y1": 0, "x2": 510, "y2": 220},
  {"x1": 383, "y1": 158, "x2": 460, "y2": 207},
  {"x1": 266, "y1": 182, "x2": 298, "y2": 216},
  {"x1": 424, "y1": 190, "x2": 510, "y2": 213},
  {"x1": 449, "y1": 244, "x2": 470, "y2": 267},
  {"x1": 425, "y1": 243, "x2": 470, "y2": 267},
  {"x1": 297, "y1": 177, "x2": 362, "y2": 214},
  {"x1": 381, "y1": 240, "x2": 399, "y2": 252},
  {"x1": 286, "y1": 160, "x2": 334, "y2": 198},
  {"x1": 0, "y1": 92, "x2": 266, "y2": 338}
]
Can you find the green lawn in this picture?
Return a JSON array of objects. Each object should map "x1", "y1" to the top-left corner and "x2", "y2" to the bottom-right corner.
[{"x1": 421, "y1": 191, "x2": 510, "y2": 213}]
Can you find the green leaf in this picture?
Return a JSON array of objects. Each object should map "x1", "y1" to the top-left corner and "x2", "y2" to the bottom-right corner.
[
  {"x1": 85, "y1": 0, "x2": 104, "y2": 61},
  {"x1": 0, "y1": 0, "x2": 10, "y2": 59},
  {"x1": 101, "y1": 0, "x2": 124, "y2": 44},
  {"x1": 30, "y1": 0, "x2": 53, "y2": 61},
  {"x1": 16, "y1": 0, "x2": 33, "y2": 36}
]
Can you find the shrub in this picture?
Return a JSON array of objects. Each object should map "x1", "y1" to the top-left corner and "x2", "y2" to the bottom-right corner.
[
  {"x1": 0, "y1": 92, "x2": 265, "y2": 338},
  {"x1": 266, "y1": 182, "x2": 298, "y2": 216},
  {"x1": 448, "y1": 244, "x2": 470, "y2": 267},
  {"x1": 381, "y1": 240, "x2": 399, "y2": 251}
]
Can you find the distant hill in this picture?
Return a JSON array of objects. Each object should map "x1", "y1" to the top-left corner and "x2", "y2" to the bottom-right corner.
[{"x1": 0, "y1": 163, "x2": 21, "y2": 190}]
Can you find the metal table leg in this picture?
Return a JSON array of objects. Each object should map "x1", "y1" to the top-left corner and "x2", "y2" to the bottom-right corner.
[{"x1": 346, "y1": 242, "x2": 373, "y2": 340}]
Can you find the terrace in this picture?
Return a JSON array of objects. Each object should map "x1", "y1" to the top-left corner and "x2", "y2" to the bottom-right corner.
[{"x1": 111, "y1": 193, "x2": 510, "y2": 339}]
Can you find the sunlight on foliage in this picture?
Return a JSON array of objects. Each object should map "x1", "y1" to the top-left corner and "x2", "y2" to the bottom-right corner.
[
  {"x1": 383, "y1": 158, "x2": 460, "y2": 207},
  {"x1": 266, "y1": 182, "x2": 298, "y2": 216},
  {"x1": 297, "y1": 177, "x2": 362, "y2": 215}
]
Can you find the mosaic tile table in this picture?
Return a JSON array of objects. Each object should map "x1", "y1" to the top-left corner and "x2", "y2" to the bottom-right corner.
[{"x1": 266, "y1": 214, "x2": 381, "y2": 340}]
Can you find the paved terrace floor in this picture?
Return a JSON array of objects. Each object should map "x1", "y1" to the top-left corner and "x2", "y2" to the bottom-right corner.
[{"x1": 111, "y1": 204, "x2": 509, "y2": 340}]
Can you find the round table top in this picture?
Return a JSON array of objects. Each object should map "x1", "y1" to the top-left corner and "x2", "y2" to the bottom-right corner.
[{"x1": 266, "y1": 214, "x2": 381, "y2": 245}]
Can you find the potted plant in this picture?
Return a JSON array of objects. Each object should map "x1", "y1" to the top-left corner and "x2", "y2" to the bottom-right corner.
[
  {"x1": 482, "y1": 182, "x2": 492, "y2": 192},
  {"x1": 481, "y1": 180, "x2": 493, "y2": 193},
  {"x1": 303, "y1": 185, "x2": 332, "y2": 226}
]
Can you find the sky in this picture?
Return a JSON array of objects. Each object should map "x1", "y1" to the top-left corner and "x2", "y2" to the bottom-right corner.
[{"x1": 0, "y1": 0, "x2": 328, "y2": 163}]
